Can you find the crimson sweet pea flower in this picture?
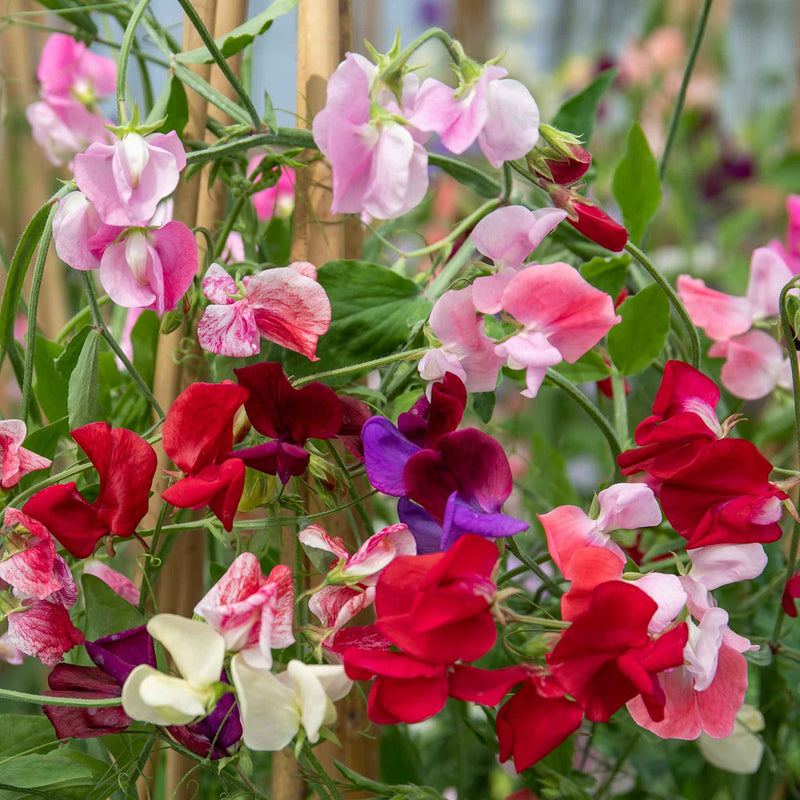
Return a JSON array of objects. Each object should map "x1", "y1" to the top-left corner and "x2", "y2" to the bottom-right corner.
[
  {"x1": 618, "y1": 360, "x2": 725, "y2": 479},
  {"x1": 232, "y1": 362, "x2": 342, "y2": 484},
  {"x1": 24, "y1": 422, "x2": 157, "y2": 559},
  {"x1": 374, "y1": 533, "x2": 499, "y2": 664},
  {"x1": 658, "y1": 438, "x2": 787, "y2": 549},
  {"x1": 161, "y1": 381, "x2": 249, "y2": 531},
  {"x1": 547, "y1": 581, "x2": 688, "y2": 723}
]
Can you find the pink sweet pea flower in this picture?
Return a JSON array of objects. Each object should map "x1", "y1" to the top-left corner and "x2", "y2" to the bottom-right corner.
[
  {"x1": 74, "y1": 131, "x2": 187, "y2": 227},
  {"x1": 197, "y1": 262, "x2": 331, "y2": 360},
  {"x1": 313, "y1": 53, "x2": 428, "y2": 219},
  {"x1": 419, "y1": 287, "x2": 505, "y2": 392},
  {"x1": 708, "y1": 330, "x2": 793, "y2": 401},
  {"x1": 0, "y1": 419, "x2": 51, "y2": 489},
  {"x1": 98, "y1": 222, "x2": 198, "y2": 315},
  {"x1": 412, "y1": 65, "x2": 540, "y2": 168},
  {"x1": 539, "y1": 483, "x2": 661, "y2": 580},
  {"x1": 0, "y1": 508, "x2": 62, "y2": 600},
  {"x1": 249, "y1": 161, "x2": 295, "y2": 220},
  {"x1": 194, "y1": 553, "x2": 294, "y2": 669},
  {"x1": 495, "y1": 263, "x2": 620, "y2": 397},
  {"x1": 37, "y1": 34, "x2": 116, "y2": 104},
  {"x1": 83, "y1": 561, "x2": 140, "y2": 606}
]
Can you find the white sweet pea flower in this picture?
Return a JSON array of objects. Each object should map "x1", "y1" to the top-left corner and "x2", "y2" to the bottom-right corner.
[
  {"x1": 121, "y1": 614, "x2": 226, "y2": 726},
  {"x1": 231, "y1": 654, "x2": 352, "y2": 751}
]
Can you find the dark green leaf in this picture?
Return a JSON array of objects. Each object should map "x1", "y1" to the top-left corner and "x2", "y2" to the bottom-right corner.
[
  {"x1": 287, "y1": 260, "x2": 431, "y2": 378},
  {"x1": 81, "y1": 575, "x2": 144, "y2": 641},
  {"x1": 55, "y1": 326, "x2": 91, "y2": 381},
  {"x1": 0, "y1": 750, "x2": 110, "y2": 797},
  {"x1": 552, "y1": 68, "x2": 617, "y2": 144},
  {"x1": 579, "y1": 256, "x2": 629, "y2": 297},
  {"x1": 263, "y1": 91, "x2": 277, "y2": 132},
  {"x1": 472, "y1": 392, "x2": 495, "y2": 423},
  {"x1": 607, "y1": 283, "x2": 670, "y2": 375},
  {"x1": 0, "y1": 714, "x2": 56, "y2": 759},
  {"x1": 428, "y1": 154, "x2": 501, "y2": 198},
  {"x1": 177, "y1": 0, "x2": 298, "y2": 64},
  {"x1": 145, "y1": 75, "x2": 189, "y2": 136},
  {"x1": 34, "y1": 0, "x2": 97, "y2": 35},
  {"x1": 612, "y1": 122, "x2": 662, "y2": 244},
  {"x1": 33, "y1": 337, "x2": 68, "y2": 422},
  {"x1": 67, "y1": 330, "x2": 101, "y2": 429}
]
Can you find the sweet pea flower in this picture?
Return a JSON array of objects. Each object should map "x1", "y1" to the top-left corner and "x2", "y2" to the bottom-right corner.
[
  {"x1": 122, "y1": 615, "x2": 227, "y2": 726},
  {"x1": 411, "y1": 64, "x2": 540, "y2": 168},
  {"x1": 74, "y1": 131, "x2": 186, "y2": 227},
  {"x1": 36, "y1": 34, "x2": 116, "y2": 104},
  {"x1": 0, "y1": 508, "x2": 62, "y2": 600},
  {"x1": 0, "y1": 633, "x2": 23, "y2": 666},
  {"x1": 418, "y1": 287, "x2": 505, "y2": 393},
  {"x1": 83, "y1": 561, "x2": 140, "y2": 606},
  {"x1": 492, "y1": 263, "x2": 620, "y2": 398},
  {"x1": 197, "y1": 262, "x2": 331, "y2": 360},
  {"x1": 232, "y1": 362, "x2": 343, "y2": 484},
  {"x1": 161, "y1": 381, "x2": 249, "y2": 531},
  {"x1": 26, "y1": 99, "x2": 112, "y2": 167},
  {"x1": 194, "y1": 553, "x2": 294, "y2": 669},
  {"x1": 24, "y1": 422, "x2": 157, "y2": 559},
  {"x1": 697, "y1": 704, "x2": 766, "y2": 773},
  {"x1": 539, "y1": 483, "x2": 662, "y2": 579},
  {"x1": 770, "y1": 195, "x2": 800, "y2": 272},
  {"x1": 313, "y1": 53, "x2": 428, "y2": 219},
  {"x1": 231, "y1": 655, "x2": 352, "y2": 751},
  {"x1": 0, "y1": 419, "x2": 51, "y2": 488},
  {"x1": 249, "y1": 160, "x2": 295, "y2": 220}
]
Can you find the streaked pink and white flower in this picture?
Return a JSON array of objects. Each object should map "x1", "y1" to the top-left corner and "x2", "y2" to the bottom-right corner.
[{"x1": 0, "y1": 420, "x2": 51, "y2": 489}]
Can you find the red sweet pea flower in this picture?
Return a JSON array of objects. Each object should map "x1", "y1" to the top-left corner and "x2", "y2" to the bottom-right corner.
[
  {"x1": 496, "y1": 676, "x2": 584, "y2": 772},
  {"x1": 397, "y1": 372, "x2": 467, "y2": 449},
  {"x1": 547, "y1": 581, "x2": 688, "y2": 723},
  {"x1": 782, "y1": 572, "x2": 800, "y2": 617},
  {"x1": 658, "y1": 438, "x2": 786, "y2": 549},
  {"x1": 568, "y1": 201, "x2": 628, "y2": 252},
  {"x1": 619, "y1": 361, "x2": 723, "y2": 479},
  {"x1": 161, "y1": 381, "x2": 249, "y2": 531},
  {"x1": 24, "y1": 422, "x2": 157, "y2": 558},
  {"x1": 233, "y1": 362, "x2": 343, "y2": 484},
  {"x1": 374, "y1": 533, "x2": 499, "y2": 664}
]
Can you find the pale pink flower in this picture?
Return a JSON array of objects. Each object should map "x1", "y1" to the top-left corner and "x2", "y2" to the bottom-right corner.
[
  {"x1": 418, "y1": 286, "x2": 505, "y2": 392},
  {"x1": 412, "y1": 65, "x2": 540, "y2": 167},
  {"x1": 770, "y1": 194, "x2": 800, "y2": 271},
  {"x1": 74, "y1": 131, "x2": 186, "y2": 227},
  {"x1": 197, "y1": 262, "x2": 331, "y2": 360},
  {"x1": 0, "y1": 420, "x2": 51, "y2": 489},
  {"x1": 194, "y1": 553, "x2": 294, "y2": 670},
  {"x1": 249, "y1": 161, "x2": 295, "y2": 220},
  {"x1": 708, "y1": 330, "x2": 792, "y2": 401},
  {"x1": 98, "y1": 222, "x2": 197, "y2": 315},
  {"x1": 313, "y1": 53, "x2": 428, "y2": 219},
  {"x1": 52, "y1": 191, "x2": 119, "y2": 272},
  {"x1": 222, "y1": 231, "x2": 245, "y2": 263},
  {"x1": 37, "y1": 33, "x2": 116, "y2": 104},
  {"x1": 539, "y1": 483, "x2": 661, "y2": 580},
  {"x1": 83, "y1": 561, "x2": 140, "y2": 606},
  {"x1": 495, "y1": 263, "x2": 620, "y2": 397}
]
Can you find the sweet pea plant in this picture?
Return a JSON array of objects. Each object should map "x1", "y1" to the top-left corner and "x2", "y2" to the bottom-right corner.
[{"x1": 3, "y1": 2, "x2": 800, "y2": 799}]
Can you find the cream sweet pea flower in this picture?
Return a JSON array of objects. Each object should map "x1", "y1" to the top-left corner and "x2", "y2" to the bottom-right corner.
[
  {"x1": 121, "y1": 615, "x2": 226, "y2": 726},
  {"x1": 697, "y1": 704, "x2": 765, "y2": 774},
  {"x1": 231, "y1": 655, "x2": 352, "y2": 751}
]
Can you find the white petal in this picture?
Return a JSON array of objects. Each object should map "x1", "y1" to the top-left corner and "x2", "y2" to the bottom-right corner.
[
  {"x1": 121, "y1": 665, "x2": 193, "y2": 726},
  {"x1": 231, "y1": 653, "x2": 298, "y2": 751},
  {"x1": 146, "y1": 614, "x2": 225, "y2": 688},
  {"x1": 304, "y1": 663, "x2": 353, "y2": 702},
  {"x1": 285, "y1": 660, "x2": 330, "y2": 744},
  {"x1": 139, "y1": 673, "x2": 212, "y2": 723}
]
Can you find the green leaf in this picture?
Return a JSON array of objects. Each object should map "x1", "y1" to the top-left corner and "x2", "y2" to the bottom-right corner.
[
  {"x1": 612, "y1": 122, "x2": 662, "y2": 244},
  {"x1": 145, "y1": 74, "x2": 189, "y2": 136},
  {"x1": 472, "y1": 392, "x2": 495, "y2": 423},
  {"x1": 55, "y1": 326, "x2": 91, "y2": 381},
  {"x1": 263, "y1": 91, "x2": 278, "y2": 132},
  {"x1": 16, "y1": 418, "x2": 69, "y2": 493},
  {"x1": 67, "y1": 329, "x2": 101, "y2": 429},
  {"x1": 33, "y1": 337, "x2": 68, "y2": 422},
  {"x1": 552, "y1": 68, "x2": 617, "y2": 144},
  {"x1": 34, "y1": 0, "x2": 97, "y2": 36},
  {"x1": 0, "y1": 714, "x2": 57, "y2": 760},
  {"x1": 81, "y1": 575, "x2": 144, "y2": 641},
  {"x1": 177, "y1": 0, "x2": 298, "y2": 64},
  {"x1": 579, "y1": 256, "x2": 629, "y2": 297},
  {"x1": 607, "y1": 283, "x2": 670, "y2": 375},
  {"x1": 428, "y1": 154, "x2": 501, "y2": 198},
  {"x1": 0, "y1": 751, "x2": 111, "y2": 798},
  {"x1": 552, "y1": 350, "x2": 611, "y2": 383},
  {"x1": 286, "y1": 261, "x2": 431, "y2": 378}
]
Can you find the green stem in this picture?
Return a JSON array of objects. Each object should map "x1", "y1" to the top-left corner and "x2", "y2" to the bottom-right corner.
[
  {"x1": 659, "y1": 0, "x2": 714, "y2": 180},
  {"x1": 625, "y1": 241, "x2": 700, "y2": 369},
  {"x1": 505, "y1": 538, "x2": 564, "y2": 597},
  {"x1": 80, "y1": 272, "x2": 164, "y2": 417},
  {"x1": 213, "y1": 195, "x2": 247, "y2": 259},
  {"x1": 138, "y1": 501, "x2": 170, "y2": 614},
  {"x1": 293, "y1": 348, "x2": 430, "y2": 387},
  {"x1": 116, "y1": 0, "x2": 151, "y2": 123},
  {"x1": 175, "y1": 0, "x2": 263, "y2": 130},
  {"x1": 379, "y1": 28, "x2": 461, "y2": 83},
  {"x1": 57, "y1": 295, "x2": 111, "y2": 343},
  {"x1": 185, "y1": 128, "x2": 316, "y2": 165},
  {"x1": 0, "y1": 687, "x2": 121, "y2": 707},
  {"x1": 544, "y1": 368, "x2": 622, "y2": 463},
  {"x1": 428, "y1": 239, "x2": 477, "y2": 297},
  {"x1": 20, "y1": 202, "x2": 57, "y2": 424},
  {"x1": 301, "y1": 743, "x2": 344, "y2": 800},
  {"x1": 610, "y1": 371, "x2": 628, "y2": 447}
]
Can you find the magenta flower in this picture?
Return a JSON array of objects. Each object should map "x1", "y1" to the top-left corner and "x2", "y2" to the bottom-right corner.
[
  {"x1": 0, "y1": 419, "x2": 51, "y2": 488},
  {"x1": 197, "y1": 262, "x2": 331, "y2": 360},
  {"x1": 74, "y1": 131, "x2": 186, "y2": 227},
  {"x1": 313, "y1": 53, "x2": 428, "y2": 219},
  {"x1": 194, "y1": 553, "x2": 294, "y2": 669},
  {"x1": 412, "y1": 65, "x2": 540, "y2": 167}
]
